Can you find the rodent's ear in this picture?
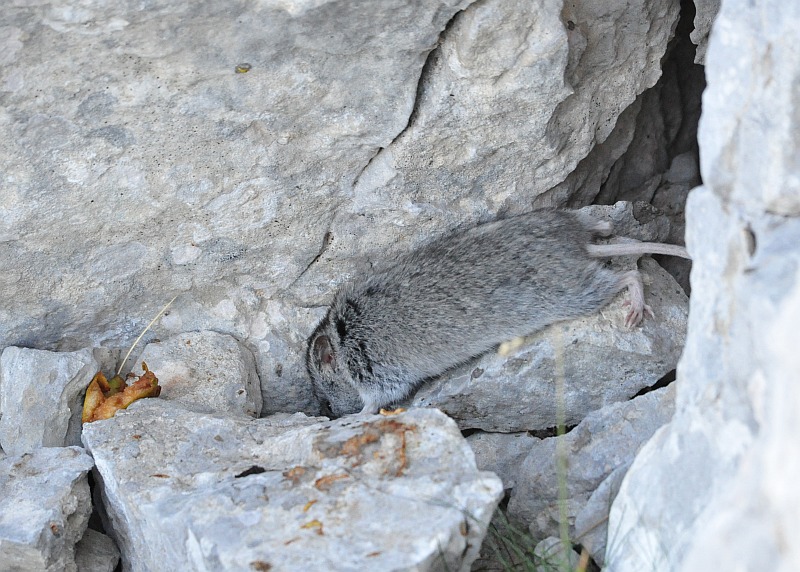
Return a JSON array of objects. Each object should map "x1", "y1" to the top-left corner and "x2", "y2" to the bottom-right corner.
[{"x1": 313, "y1": 335, "x2": 335, "y2": 367}]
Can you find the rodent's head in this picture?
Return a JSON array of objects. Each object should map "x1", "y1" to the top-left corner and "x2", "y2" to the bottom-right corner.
[{"x1": 306, "y1": 319, "x2": 364, "y2": 418}]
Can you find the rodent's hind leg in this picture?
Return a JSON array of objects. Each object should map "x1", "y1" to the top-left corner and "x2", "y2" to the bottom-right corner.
[{"x1": 617, "y1": 270, "x2": 654, "y2": 328}]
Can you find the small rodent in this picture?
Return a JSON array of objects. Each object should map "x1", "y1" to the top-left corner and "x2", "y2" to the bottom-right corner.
[{"x1": 306, "y1": 209, "x2": 690, "y2": 418}]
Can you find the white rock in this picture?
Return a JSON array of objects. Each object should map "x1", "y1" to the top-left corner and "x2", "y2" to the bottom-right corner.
[
  {"x1": 0, "y1": 347, "x2": 98, "y2": 455},
  {"x1": 607, "y1": 0, "x2": 800, "y2": 563},
  {"x1": 0, "y1": 447, "x2": 94, "y2": 572},
  {"x1": 506, "y1": 385, "x2": 675, "y2": 560},
  {"x1": 74, "y1": 529, "x2": 120, "y2": 572},
  {"x1": 690, "y1": 0, "x2": 721, "y2": 63},
  {"x1": 700, "y1": 0, "x2": 800, "y2": 216},
  {"x1": 306, "y1": 0, "x2": 681, "y2": 296},
  {"x1": 607, "y1": 191, "x2": 800, "y2": 571},
  {"x1": 412, "y1": 258, "x2": 686, "y2": 432},
  {"x1": 542, "y1": 97, "x2": 645, "y2": 208},
  {"x1": 81, "y1": 401, "x2": 503, "y2": 572},
  {"x1": 133, "y1": 330, "x2": 262, "y2": 418}
]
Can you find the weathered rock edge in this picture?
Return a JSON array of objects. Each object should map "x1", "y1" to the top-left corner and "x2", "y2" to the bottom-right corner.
[{"x1": 82, "y1": 402, "x2": 503, "y2": 572}]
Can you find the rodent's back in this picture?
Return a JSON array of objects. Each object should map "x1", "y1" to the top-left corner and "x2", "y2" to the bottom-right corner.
[{"x1": 337, "y1": 210, "x2": 620, "y2": 381}]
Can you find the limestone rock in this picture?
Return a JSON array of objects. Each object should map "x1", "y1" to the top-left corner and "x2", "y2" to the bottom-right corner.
[
  {"x1": 74, "y1": 529, "x2": 120, "y2": 572},
  {"x1": 690, "y1": 0, "x2": 721, "y2": 63},
  {"x1": 133, "y1": 330, "x2": 262, "y2": 418},
  {"x1": 81, "y1": 401, "x2": 503, "y2": 572},
  {"x1": 506, "y1": 385, "x2": 675, "y2": 559},
  {"x1": 540, "y1": 97, "x2": 644, "y2": 209},
  {"x1": 607, "y1": 0, "x2": 800, "y2": 566},
  {"x1": 0, "y1": 447, "x2": 94, "y2": 572},
  {"x1": 533, "y1": 537, "x2": 581, "y2": 572},
  {"x1": 466, "y1": 431, "x2": 539, "y2": 491},
  {"x1": 0, "y1": 0, "x2": 680, "y2": 421},
  {"x1": 572, "y1": 462, "x2": 628, "y2": 566},
  {"x1": 412, "y1": 257, "x2": 687, "y2": 432},
  {"x1": 0, "y1": 0, "x2": 474, "y2": 407},
  {"x1": 607, "y1": 191, "x2": 800, "y2": 570},
  {"x1": 300, "y1": 0, "x2": 682, "y2": 325},
  {"x1": 699, "y1": 1, "x2": 800, "y2": 217},
  {"x1": 0, "y1": 347, "x2": 97, "y2": 455}
]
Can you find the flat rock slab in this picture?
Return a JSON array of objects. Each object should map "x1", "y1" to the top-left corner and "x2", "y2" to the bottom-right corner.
[
  {"x1": 134, "y1": 330, "x2": 262, "y2": 417},
  {"x1": 0, "y1": 447, "x2": 94, "y2": 572},
  {"x1": 82, "y1": 401, "x2": 503, "y2": 572},
  {"x1": 0, "y1": 347, "x2": 98, "y2": 454}
]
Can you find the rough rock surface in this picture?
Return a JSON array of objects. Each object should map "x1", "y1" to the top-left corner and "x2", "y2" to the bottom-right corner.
[
  {"x1": 533, "y1": 537, "x2": 581, "y2": 572},
  {"x1": 0, "y1": 347, "x2": 98, "y2": 455},
  {"x1": 606, "y1": 0, "x2": 800, "y2": 569},
  {"x1": 412, "y1": 257, "x2": 686, "y2": 432},
  {"x1": 505, "y1": 385, "x2": 674, "y2": 560},
  {"x1": 133, "y1": 330, "x2": 262, "y2": 417},
  {"x1": 0, "y1": 0, "x2": 680, "y2": 417},
  {"x1": 690, "y1": 0, "x2": 721, "y2": 63},
  {"x1": 466, "y1": 431, "x2": 539, "y2": 492},
  {"x1": 74, "y1": 529, "x2": 120, "y2": 572},
  {"x1": 0, "y1": 447, "x2": 94, "y2": 572},
  {"x1": 81, "y1": 401, "x2": 502, "y2": 572}
]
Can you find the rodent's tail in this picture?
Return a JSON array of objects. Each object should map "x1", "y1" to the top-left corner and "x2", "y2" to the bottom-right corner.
[{"x1": 586, "y1": 242, "x2": 691, "y2": 259}]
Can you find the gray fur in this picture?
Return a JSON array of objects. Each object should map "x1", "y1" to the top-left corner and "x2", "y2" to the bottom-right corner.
[{"x1": 305, "y1": 209, "x2": 689, "y2": 418}]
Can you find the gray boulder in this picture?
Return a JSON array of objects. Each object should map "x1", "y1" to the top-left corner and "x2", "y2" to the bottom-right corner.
[
  {"x1": 506, "y1": 385, "x2": 675, "y2": 563},
  {"x1": 133, "y1": 330, "x2": 262, "y2": 417},
  {"x1": 0, "y1": 447, "x2": 94, "y2": 572},
  {"x1": 0, "y1": 0, "x2": 680, "y2": 420},
  {"x1": 82, "y1": 402, "x2": 502, "y2": 572},
  {"x1": 74, "y1": 529, "x2": 120, "y2": 572},
  {"x1": 467, "y1": 431, "x2": 540, "y2": 491},
  {"x1": 0, "y1": 347, "x2": 97, "y2": 455}
]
